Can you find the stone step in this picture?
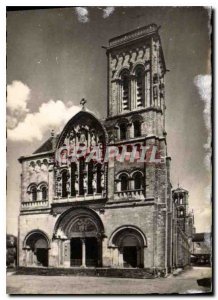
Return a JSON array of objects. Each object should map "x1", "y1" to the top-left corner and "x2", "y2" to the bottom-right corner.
[{"x1": 15, "y1": 267, "x2": 155, "y2": 279}]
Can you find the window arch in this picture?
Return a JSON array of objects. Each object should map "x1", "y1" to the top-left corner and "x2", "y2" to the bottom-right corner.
[
  {"x1": 62, "y1": 169, "x2": 68, "y2": 198},
  {"x1": 96, "y1": 163, "x2": 102, "y2": 194},
  {"x1": 88, "y1": 160, "x2": 94, "y2": 194},
  {"x1": 79, "y1": 158, "x2": 85, "y2": 196},
  {"x1": 178, "y1": 207, "x2": 185, "y2": 217},
  {"x1": 133, "y1": 172, "x2": 143, "y2": 190},
  {"x1": 41, "y1": 186, "x2": 47, "y2": 200},
  {"x1": 135, "y1": 66, "x2": 145, "y2": 108},
  {"x1": 30, "y1": 185, "x2": 37, "y2": 201},
  {"x1": 133, "y1": 120, "x2": 141, "y2": 137},
  {"x1": 120, "y1": 123, "x2": 127, "y2": 140},
  {"x1": 71, "y1": 162, "x2": 77, "y2": 196},
  {"x1": 119, "y1": 174, "x2": 129, "y2": 191},
  {"x1": 120, "y1": 70, "x2": 130, "y2": 111}
]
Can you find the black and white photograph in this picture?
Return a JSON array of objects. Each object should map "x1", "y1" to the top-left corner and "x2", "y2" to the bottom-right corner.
[{"x1": 6, "y1": 6, "x2": 212, "y2": 295}]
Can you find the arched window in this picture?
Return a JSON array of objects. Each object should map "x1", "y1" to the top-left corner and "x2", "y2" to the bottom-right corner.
[
  {"x1": 120, "y1": 123, "x2": 127, "y2": 140},
  {"x1": 88, "y1": 160, "x2": 94, "y2": 194},
  {"x1": 41, "y1": 186, "x2": 47, "y2": 200},
  {"x1": 133, "y1": 120, "x2": 141, "y2": 137},
  {"x1": 120, "y1": 174, "x2": 128, "y2": 191},
  {"x1": 96, "y1": 163, "x2": 102, "y2": 194},
  {"x1": 79, "y1": 158, "x2": 85, "y2": 195},
  {"x1": 133, "y1": 172, "x2": 143, "y2": 190},
  {"x1": 121, "y1": 70, "x2": 130, "y2": 111},
  {"x1": 135, "y1": 67, "x2": 145, "y2": 108},
  {"x1": 30, "y1": 186, "x2": 37, "y2": 201},
  {"x1": 62, "y1": 170, "x2": 68, "y2": 198},
  {"x1": 71, "y1": 162, "x2": 77, "y2": 196},
  {"x1": 178, "y1": 207, "x2": 184, "y2": 217}
]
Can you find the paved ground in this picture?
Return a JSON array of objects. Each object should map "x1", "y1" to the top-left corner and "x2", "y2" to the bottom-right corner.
[{"x1": 6, "y1": 267, "x2": 212, "y2": 295}]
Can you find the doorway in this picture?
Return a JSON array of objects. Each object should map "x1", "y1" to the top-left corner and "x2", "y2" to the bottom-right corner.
[
  {"x1": 70, "y1": 237, "x2": 99, "y2": 267},
  {"x1": 123, "y1": 246, "x2": 137, "y2": 267},
  {"x1": 86, "y1": 237, "x2": 98, "y2": 267},
  {"x1": 71, "y1": 238, "x2": 82, "y2": 266},
  {"x1": 36, "y1": 249, "x2": 48, "y2": 267}
]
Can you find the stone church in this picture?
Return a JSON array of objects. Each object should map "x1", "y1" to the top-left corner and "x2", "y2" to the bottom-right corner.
[{"x1": 18, "y1": 24, "x2": 194, "y2": 274}]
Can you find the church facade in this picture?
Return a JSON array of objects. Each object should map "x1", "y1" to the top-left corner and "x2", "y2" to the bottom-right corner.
[{"x1": 18, "y1": 24, "x2": 194, "y2": 274}]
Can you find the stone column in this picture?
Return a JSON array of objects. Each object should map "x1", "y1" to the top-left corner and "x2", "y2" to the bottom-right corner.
[
  {"x1": 112, "y1": 247, "x2": 119, "y2": 267},
  {"x1": 116, "y1": 80, "x2": 122, "y2": 114},
  {"x1": 146, "y1": 71, "x2": 151, "y2": 107},
  {"x1": 25, "y1": 249, "x2": 29, "y2": 267},
  {"x1": 49, "y1": 239, "x2": 59, "y2": 267},
  {"x1": 29, "y1": 250, "x2": 34, "y2": 266},
  {"x1": 129, "y1": 178, "x2": 134, "y2": 191},
  {"x1": 118, "y1": 248, "x2": 124, "y2": 267},
  {"x1": 81, "y1": 238, "x2": 86, "y2": 267},
  {"x1": 116, "y1": 180, "x2": 121, "y2": 192},
  {"x1": 97, "y1": 238, "x2": 102, "y2": 267},
  {"x1": 137, "y1": 247, "x2": 141, "y2": 267},
  {"x1": 33, "y1": 250, "x2": 38, "y2": 266},
  {"x1": 128, "y1": 123, "x2": 134, "y2": 139},
  {"x1": 127, "y1": 123, "x2": 132, "y2": 139},
  {"x1": 63, "y1": 239, "x2": 71, "y2": 268},
  {"x1": 131, "y1": 76, "x2": 136, "y2": 109}
]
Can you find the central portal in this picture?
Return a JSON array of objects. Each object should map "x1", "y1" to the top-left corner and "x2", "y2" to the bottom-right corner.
[
  {"x1": 70, "y1": 237, "x2": 99, "y2": 267},
  {"x1": 54, "y1": 208, "x2": 104, "y2": 268}
]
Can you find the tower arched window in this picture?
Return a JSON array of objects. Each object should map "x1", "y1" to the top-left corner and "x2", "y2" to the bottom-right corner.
[
  {"x1": 135, "y1": 66, "x2": 145, "y2": 108},
  {"x1": 133, "y1": 120, "x2": 141, "y2": 137},
  {"x1": 121, "y1": 70, "x2": 130, "y2": 111},
  {"x1": 120, "y1": 174, "x2": 129, "y2": 191},
  {"x1": 30, "y1": 186, "x2": 37, "y2": 201},
  {"x1": 133, "y1": 172, "x2": 143, "y2": 190},
  {"x1": 41, "y1": 185, "x2": 48, "y2": 200},
  {"x1": 178, "y1": 207, "x2": 184, "y2": 217},
  {"x1": 120, "y1": 123, "x2": 127, "y2": 140},
  {"x1": 62, "y1": 170, "x2": 68, "y2": 198}
]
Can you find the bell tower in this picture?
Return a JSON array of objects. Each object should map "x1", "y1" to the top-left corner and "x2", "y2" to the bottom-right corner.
[
  {"x1": 104, "y1": 24, "x2": 171, "y2": 204},
  {"x1": 104, "y1": 25, "x2": 172, "y2": 272},
  {"x1": 106, "y1": 23, "x2": 166, "y2": 138},
  {"x1": 172, "y1": 187, "x2": 189, "y2": 232}
]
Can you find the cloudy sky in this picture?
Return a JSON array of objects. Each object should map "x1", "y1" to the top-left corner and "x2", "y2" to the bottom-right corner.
[{"x1": 7, "y1": 6, "x2": 212, "y2": 235}]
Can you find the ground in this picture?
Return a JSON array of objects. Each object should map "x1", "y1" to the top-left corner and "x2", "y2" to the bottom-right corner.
[{"x1": 6, "y1": 267, "x2": 212, "y2": 295}]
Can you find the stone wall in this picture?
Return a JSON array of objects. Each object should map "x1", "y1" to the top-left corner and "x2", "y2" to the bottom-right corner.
[{"x1": 18, "y1": 202, "x2": 171, "y2": 271}]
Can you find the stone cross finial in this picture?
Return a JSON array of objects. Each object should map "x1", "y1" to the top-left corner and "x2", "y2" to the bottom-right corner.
[{"x1": 80, "y1": 98, "x2": 87, "y2": 110}]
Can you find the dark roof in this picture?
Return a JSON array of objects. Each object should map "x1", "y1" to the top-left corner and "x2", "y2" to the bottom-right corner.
[
  {"x1": 172, "y1": 187, "x2": 188, "y2": 193},
  {"x1": 33, "y1": 135, "x2": 59, "y2": 154}
]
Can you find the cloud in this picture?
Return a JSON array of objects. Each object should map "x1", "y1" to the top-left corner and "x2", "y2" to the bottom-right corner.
[
  {"x1": 204, "y1": 184, "x2": 212, "y2": 204},
  {"x1": 195, "y1": 206, "x2": 212, "y2": 232},
  {"x1": 102, "y1": 7, "x2": 115, "y2": 18},
  {"x1": 7, "y1": 80, "x2": 31, "y2": 113},
  {"x1": 75, "y1": 7, "x2": 89, "y2": 23},
  {"x1": 7, "y1": 81, "x2": 31, "y2": 129},
  {"x1": 8, "y1": 100, "x2": 81, "y2": 142},
  {"x1": 194, "y1": 74, "x2": 212, "y2": 171}
]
